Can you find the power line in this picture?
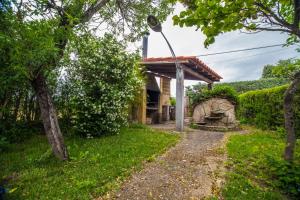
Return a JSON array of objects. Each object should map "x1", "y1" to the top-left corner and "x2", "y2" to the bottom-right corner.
[
  {"x1": 206, "y1": 46, "x2": 295, "y2": 64},
  {"x1": 196, "y1": 43, "x2": 288, "y2": 57}
]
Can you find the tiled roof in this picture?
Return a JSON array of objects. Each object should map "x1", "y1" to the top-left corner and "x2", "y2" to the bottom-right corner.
[{"x1": 143, "y1": 56, "x2": 222, "y2": 80}]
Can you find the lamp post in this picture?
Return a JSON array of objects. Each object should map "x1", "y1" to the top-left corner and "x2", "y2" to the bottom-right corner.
[{"x1": 147, "y1": 15, "x2": 184, "y2": 132}]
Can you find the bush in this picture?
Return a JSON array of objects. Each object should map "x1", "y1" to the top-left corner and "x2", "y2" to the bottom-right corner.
[
  {"x1": 0, "y1": 135, "x2": 8, "y2": 152},
  {"x1": 65, "y1": 34, "x2": 143, "y2": 137},
  {"x1": 186, "y1": 85, "x2": 238, "y2": 108},
  {"x1": 0, "y1": 120, "x2": 43, "y2": 151},
  {"x1": 238, "y1": 85, "x2": 300, "y2": 135},
  {"x1": 170, "y1": 97, "x2": 176, "y2": 106}
]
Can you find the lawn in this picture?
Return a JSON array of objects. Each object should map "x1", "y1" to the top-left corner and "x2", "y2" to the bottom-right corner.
[
  {"x1": 222, "y1": 128, "x2": 300, "y2": 199},
  {"x1": 1, "y1": 125, "x2": 179, "y2": 200}
]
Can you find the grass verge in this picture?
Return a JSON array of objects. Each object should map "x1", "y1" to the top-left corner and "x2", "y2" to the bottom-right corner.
[
  {"x1": 1, "y1": 125, "x2": 179, "y2": 200},
  {"x1": 222, "y1": 129, "x2": 300, "y2": 199}
]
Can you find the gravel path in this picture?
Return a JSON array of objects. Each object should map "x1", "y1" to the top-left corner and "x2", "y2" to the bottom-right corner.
[{"x1": 100, "y1": 129, "x2": 226, "y2": 200}]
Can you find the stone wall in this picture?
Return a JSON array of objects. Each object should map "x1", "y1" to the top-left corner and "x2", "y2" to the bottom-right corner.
[{"x1": 192, "y1": 98, "x2": 236, "y2": 126}]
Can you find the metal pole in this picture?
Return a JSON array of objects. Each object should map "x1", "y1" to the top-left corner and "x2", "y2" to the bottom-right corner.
[
  {"x1": 161, "y1": 32, "x2": 184, "y2": 132},
  {"x1": 142, "y1": 32, "x2": 149, "y2": 59}
]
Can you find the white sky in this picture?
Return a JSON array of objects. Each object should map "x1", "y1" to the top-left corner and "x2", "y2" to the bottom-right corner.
[{"x1": 134, "y1": 4, "x2": 299, "y2": 97}]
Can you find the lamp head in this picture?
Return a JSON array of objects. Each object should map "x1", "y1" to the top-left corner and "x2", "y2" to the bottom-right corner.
[{"x1": 147, "y1": 15, "x2": 162, "y2": 32}]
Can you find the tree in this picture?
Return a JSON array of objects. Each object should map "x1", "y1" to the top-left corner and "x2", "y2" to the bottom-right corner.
[
  {"x1": 2, "y1": 0, "x2": 172, "y2": 160},
  {"x1": 262, "y1": 59, "x2": 300, "y2": 79},
  {"x1": 272, "y1": 59, "x2": 300, "y2": 78},
  {"x1": 171, "y1": 0, "x2": 300, "y2": 162},
  {"x1": 262, "y1": 65, "x2": 277, "y2": 79},
  {"x1": 65, "y1": 34, "x2": 143, "y2": 137}
]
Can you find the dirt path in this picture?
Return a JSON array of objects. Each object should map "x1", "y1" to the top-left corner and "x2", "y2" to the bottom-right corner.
[{"x1": 101, "y1": 129, "x2": 226, "y2": 200}]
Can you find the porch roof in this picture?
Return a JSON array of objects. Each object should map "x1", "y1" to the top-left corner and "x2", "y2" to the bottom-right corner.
[{"x1": 141, "y1": 56, "x2": 222, "y2": 83}]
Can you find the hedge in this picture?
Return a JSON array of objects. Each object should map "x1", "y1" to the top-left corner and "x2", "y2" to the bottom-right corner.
[
  {"x1": 187, "y1": 78, "x2": 289, "y2": 94},
  {"x1": 219, "y1": 78, "x2": 289, "y2": 93},
  {"x1": 238, "y1": 85, "x2": 300, "y2": 135}
]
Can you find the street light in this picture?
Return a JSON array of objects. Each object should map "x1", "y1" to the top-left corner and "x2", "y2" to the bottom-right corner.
[{"x1": 147, "y1": 15, "x2": 184, "y2": 132}]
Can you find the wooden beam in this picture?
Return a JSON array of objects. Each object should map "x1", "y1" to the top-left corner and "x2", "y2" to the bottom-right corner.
[
  {"x1": 182, "y1": 65, "x2": 213, "y2": 83},
  {"x1": 145, "y1": 71, "x2": 173, "y2": 79}
]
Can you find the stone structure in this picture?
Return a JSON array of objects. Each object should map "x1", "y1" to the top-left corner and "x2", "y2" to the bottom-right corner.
[
  {"x1": 132, "y1": 56, "x2": 222, "y2": 126},
  {"x1": 192, "y1": 98, "x2": 238, "y2": 131}
]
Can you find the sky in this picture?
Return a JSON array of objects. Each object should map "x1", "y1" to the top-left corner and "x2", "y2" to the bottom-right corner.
[{"x1": 136, "y1": 4, "x2": 299, "y2": 97}]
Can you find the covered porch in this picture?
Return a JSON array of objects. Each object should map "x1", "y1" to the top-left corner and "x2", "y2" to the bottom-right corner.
[{"x1": 135, "y1": 56, "x2": 222, "y2": 130}]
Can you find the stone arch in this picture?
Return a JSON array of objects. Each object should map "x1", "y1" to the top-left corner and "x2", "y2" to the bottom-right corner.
[{"x1": 192, "y1": 98, "x2": 236, "y2": 126}]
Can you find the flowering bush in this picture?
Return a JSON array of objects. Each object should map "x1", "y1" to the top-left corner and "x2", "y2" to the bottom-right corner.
[{"x1": 67, "y1": 34, "x2": 143, "y2": 136}]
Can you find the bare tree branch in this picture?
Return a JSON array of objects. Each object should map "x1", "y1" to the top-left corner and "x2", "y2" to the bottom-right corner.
[
  {"x1": 255, "y1": 2, "x2": 294, "y2": 30},
  {"x1": 246, "y1": 25, "x2": 293, "y2": 34},
  {"x1": 81, "y1": 0, "x2": 110, "y2": 23}
]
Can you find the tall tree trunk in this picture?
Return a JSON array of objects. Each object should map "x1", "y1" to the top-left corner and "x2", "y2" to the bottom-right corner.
[
  {"x1": 27, "y1": 94, "x2": 35, "y2": 123},
  {"x1": 13, "y1": 90, "x2": 22, "y2": 121},
  {"x1": 284, "y1": 71, "x2": 300, "y2": 162},
  {"x1": 31, "y1": 73, "x2": 69, "y2": 161},
  {"x1": 0, "y1": 92, "x2": 11, "y2": 120},
  {"x1": 0, "y1": 92, "x2": 10, "y2": 120}
]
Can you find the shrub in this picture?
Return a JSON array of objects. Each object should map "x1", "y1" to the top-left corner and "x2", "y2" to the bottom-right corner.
[
  {"x1": 0, "y1": 120, "x2": 43, "y2": 150},
  {"x1": 186, "y1": 85, "x2": 238, "y2": 108},
  {"x1": 65, "y1": 34, "x2": 143, "y2": 137},
  {"x1": 170, "y1": 97, "x2": 176, "y2": 106},
  {"x1": 238, "y1": 85, "x2": 300, "y2": 135},
  {"x1": 0, "y1": 135, "x2": 8, "y2": 152}
]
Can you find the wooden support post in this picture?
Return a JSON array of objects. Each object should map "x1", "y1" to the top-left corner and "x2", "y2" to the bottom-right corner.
[
  {"x1": 137, "y1": 86, "x2": 147, "y2": 124},
  {"x1": 176, "y1": 64, "x2": 184, "y2": 132}
]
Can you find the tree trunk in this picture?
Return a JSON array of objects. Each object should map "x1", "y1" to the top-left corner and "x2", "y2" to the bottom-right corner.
[
  {"x1": 13, "y1": 90, "x2": 22, "y2": 121},
  {"x1": 0, "y1": 92, "x2": 10, "y2": 120},
  {"x1": 31, "y1": 73, "x2": 69, "y2": 161},
  {"x1": 283, "y1": 71, "x2": 300, "y2": 162},
  {"x1": 27, "y1": 94, "x2": 35, "y2": 123}
]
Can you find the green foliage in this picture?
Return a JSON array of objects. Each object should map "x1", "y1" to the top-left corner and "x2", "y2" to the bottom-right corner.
[
  {"x1": 271, "y1": 59, "x2": 300, "y2": 79},
  {"x1": 188, "y1": 78, "x2": 290, "y2": 95},
  {"x1": 221, "y1": 79, "x2": 290, "y2": 94},
  {"x1": 170, "y1": 97, "x2": 176, "y2": 106},
  {"x1": 262, "y1": 59, "x2": 300, "y2": 79},
  {"x1": 186, "y1": 85, "x2": 238, "y2": 107},
  {"x1": 171, "y1": 0, "x2": 296, "y2": 47},
  {"x1": 0, "y1": 136, "x2": 9, "y2": 152},
  {"x1": 0, "y1": 121, "x2": 43, "y2": 144},
  {"x1": 0, "y1": 0, "x2": 173, "y2": 147},
  {"x1": 223, "y1": 129, "x2": 300, "y2": 199},
  {"x1": 64, "y1": 34, "x2": 143, "y2": 137},
  {"x1": 262, "y1": 65, "x2": 277, "y2": 79},
  {"x1": 1, "y1": 126, "x2": 179, "y2": 199},
  {"x1": 238, "y1": 85, "x2": 300, "y2": 135}
]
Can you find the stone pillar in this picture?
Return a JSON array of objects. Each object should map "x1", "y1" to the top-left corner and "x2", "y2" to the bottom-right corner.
[{"x1": 160, "y1": 77, "x2": 171, "y2": 121}]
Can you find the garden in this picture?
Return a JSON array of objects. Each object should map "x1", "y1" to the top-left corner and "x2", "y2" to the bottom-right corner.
[
  {"x1": 186, "y1": 59, "x2": 300, "y2": 199},
  {"x1": 1, "y1": 0, "x2": 300, "y2": 199}
]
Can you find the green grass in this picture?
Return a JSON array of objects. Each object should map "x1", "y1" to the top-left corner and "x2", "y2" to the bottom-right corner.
[
  {"x1": 1, "y1": 126, "x2": 180, "y2": 200},
  {"x1": 222, "y1": 129, "x2": 300, "y2": 199}
]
